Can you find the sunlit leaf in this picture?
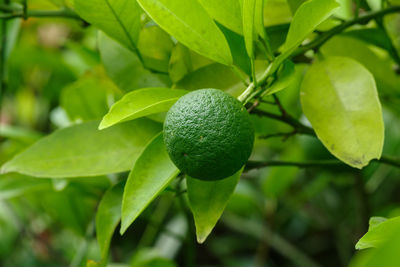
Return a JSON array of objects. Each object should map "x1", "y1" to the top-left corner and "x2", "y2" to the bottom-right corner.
[
  {"x1": 198, "y1": 0, "x2": 243, "y2": 34},
  {"x1": 100, "y1": 88, "x2": 189, "y2": 130},
  {"x1": 1, "y1": 119, "x2": 162, "y2": 178},
  {"x1": 356, "y1": 216, "x2": 400, "y2": 250},
  {"x1": 74, "y1": 0, "x2": 142, "y2": 52},
  {"x1": 121, "y1": 133, "x2": 179, "y2": 234},
  {"x1": 136, "y1": 0, "x2": 233, "y2": 65},
  {"x1": 300, "y1": 56, "x2": 384, "y2": 168},
  {"x1": 282, "y1": 0, "x2": 339, "y2": 54}
]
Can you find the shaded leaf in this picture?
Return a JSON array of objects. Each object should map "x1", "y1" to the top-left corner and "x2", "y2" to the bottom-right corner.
[
  {"x1": 186, "y1": 169, "x2": 242, "y2": 243},
  {"x1": 264, "y1": 60, "x2": 295, "y2": 95},
  {"x1": 137, "y1": 26, "x2": 174, "y2": 73},
  {"x1": 98, "y1": 32, "x2": 170, "y2": 92},
  {"x1": 1, "y1": 119, "x2": 162, "y2": 178},
  {"x1": 300, "y1": 56, "x2": 384, "y2": 168},
  {"x1": 136, "y1": 0, "x2": 233, "y2": 65},
  {"x1": 121, "y1": 133, "x2": 179, "y2": 234},
  {"x1": 0, "y1": 173, "x2": 51, "y2": 200},
  {"x1": 96, "y1": 182, "x2": 124, "y2": 265},
  {"x1": 60, "y1": 72, "x2": 113, "y2": 122}
]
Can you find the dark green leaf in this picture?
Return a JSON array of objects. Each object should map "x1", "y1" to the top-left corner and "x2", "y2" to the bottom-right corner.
[
  {"x1": 186, "y1": 169, "x2": 242, "y2": 243},
  {"x1": 96, "y1": 182, "x2": 124, "y2": 265}
]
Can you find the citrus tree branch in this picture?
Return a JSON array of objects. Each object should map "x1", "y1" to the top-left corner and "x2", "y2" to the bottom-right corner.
[
  {"x1": 0, "y1": 8, "x2": 81, "y2": 20},
  {"x1": 292, "y1": 5, "x2": 400, "y2": 57},
  {"x1": 239, "y1": 5, "x2": 400, "y2": 104},
  {"x1": 246, "y1": 155, "x2": 400, "y2": 171}
]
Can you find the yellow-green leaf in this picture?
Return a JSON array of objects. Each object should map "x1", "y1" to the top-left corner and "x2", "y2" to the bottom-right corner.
[
  {"x1": 136, "y1": 0, "x2": 233, "y2": 65},
  {"x1": 120, "y1": 133, "x2": 179, "y2": 234},
  {"x1": 300, "y1": 56, "x2": 384, "y2": 168},
  {"x1": 99, "y1": 88, "x2": 189, "y2": 130},
  {"x1": 1, "y1": 120, "x2": 162, "y2": 178}
]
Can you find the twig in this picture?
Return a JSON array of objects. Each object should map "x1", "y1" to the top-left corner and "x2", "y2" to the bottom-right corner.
[
  {"x1": 259, "y1": 131, "x2": 297, "y2": 141},
  {"x1": 292, "y1": 5, "x2": 400, "y2": 57},
  {"x1": 0, "y1": 9, "x2": 81, "y2": 20},
  {"x1": 245, "y1": 159, "x2": 345, "y2": 170},
  {"x1": 272, "y1": 95, "x2": 286, "y2": 117},
  {"x1": 250, "y1": 108, "x2": 315, "y2": 136}
]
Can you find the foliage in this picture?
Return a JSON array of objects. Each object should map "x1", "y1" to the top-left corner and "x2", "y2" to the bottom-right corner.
[{"x1": 1, "y1": 0, "x2": 400, "y2": 266}]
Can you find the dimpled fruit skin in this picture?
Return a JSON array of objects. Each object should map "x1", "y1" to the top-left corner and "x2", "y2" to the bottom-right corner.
[{"x1": 163, "y1": 88, "x2": 254, "y2": 180}]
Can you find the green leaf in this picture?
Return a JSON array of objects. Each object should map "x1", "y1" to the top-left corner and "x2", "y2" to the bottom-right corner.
[
  {"x1": 218, "y1": 25, "x2": 252, "y2": 75},
  {"x1": 74, "y1": 0, "x2": 142, "y2": 53},
  {"x1": 300, "y1": 56, "x2": 384, "y2": 169},
  {"x1": 254, "y1": 0, "x2": 267, "y2": 41},
  {"x1": 186, "y1": 169, "x2": 242, "y2": 243},
  {"x1": 264, "y1": 60, "x2": 295, "y2": 95},
  {"x1": 282, "y1": 0, "x2": 339, "y2": 54},
  {"x1": 321, "y1": 35, "x2": 400, "y2": 97},
  {"x1": 60, "y1": 72, "x2": 113, "y2": 122},
  {"x1": 286, "y1": 0, "x2": 307, "y2": 14},
  {"x1": 100, "y1": 88, "x2": 189, "y2": 130},
  {"x1": 98, "y1": 32, "x2": 170, "y2": 92},
  {"x1": 131, "y1": 248, "x2": 177, "y2": 267},
  {"x1": 356, "y1": 216, "x2": 400, "y2": 250},
  {"x1": 360, "y1": 228, "x2": 400, "y2": 267},
  {"x1": 176, "y1": 63, "x2": 244, "y2": 94},
  {"x1": 121, "y1": 133, "x2": 179, "y2": 234},
  {"x1": 243, "y1": 0, "x2": 257, "y2": 57},
  {"x1": 341, "y1": 28, "x2": 393, "y2": 53},
  {"x1": 0, "y1": 173, "x2": 51, "y2": 200},
  {"x1": 96, "y1": 182, "x2": 124, "y2": 265},
  {"x1": 137, "y1": 26, "x2": 174, "y2": 73},
  {"x1": 136, "y1": 0, "x2": 233, "y2": 65},
  {"x1": 266, "y1": 23, "x2": 290, "y2": 52},
  {"x1": 168, "y1": 43, "x2": 213, "y2": 83},
  {"x1": 198, "y1": 0, "x2": 243, "y2": 34},
  {"x1": 1, "y1": 119, "x2": 162, "y2": 178}
]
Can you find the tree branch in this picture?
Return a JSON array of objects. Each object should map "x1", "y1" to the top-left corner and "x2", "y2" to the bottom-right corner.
[
  {"x1": 250, "y1": 108, "x2": 315, "y2": 136},
  {"x1": 246, "y1": 156, "x2": 400, "y2": 171},
  {"x1": 0, "y1": 8, "x2": 81, "y2": 20},
  {"x1": 292, "y1": 5, "x2": 400, "y2": 57}
]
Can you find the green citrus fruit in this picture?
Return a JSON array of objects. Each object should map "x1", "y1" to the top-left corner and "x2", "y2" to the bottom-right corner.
[{"x1": 163, "y1": 88, "x2": 254, "y2": 180}]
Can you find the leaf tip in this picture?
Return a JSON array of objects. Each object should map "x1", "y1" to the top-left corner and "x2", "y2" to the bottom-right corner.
[
  {"x1": 195, "y1": 228, "x2": 213, "y2": 244},
  {"x1": 98, "y1": 121, "x2": 108, "y2": 130},
  {"x1": 196, "y1": 234, "x2": 208, "y2": 244}
]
